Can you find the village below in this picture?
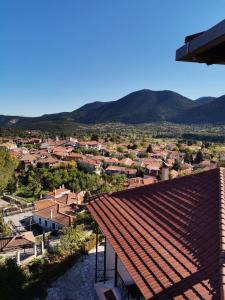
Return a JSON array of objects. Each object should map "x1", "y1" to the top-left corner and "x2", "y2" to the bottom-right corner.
[{"x1": 0, "y1": 123, "x2": 225, "y2": 299}]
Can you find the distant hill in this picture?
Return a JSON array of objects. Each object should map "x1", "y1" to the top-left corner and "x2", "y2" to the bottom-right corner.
[
  {"x1": 69, "y1": 89, "x2": 194, "y2": 123},
  {"x1": 0, "y1": 89, "x2": 225, "y2": 129},
  {"x1": 0, "y1": 115, "x2": 25, "y2": 127},
  {"x1": 194, "y1": 96, "x2": 216, "y2": 106},
  {"x1": 177, "y1": 95, "x2": 225, "y2": 124}
]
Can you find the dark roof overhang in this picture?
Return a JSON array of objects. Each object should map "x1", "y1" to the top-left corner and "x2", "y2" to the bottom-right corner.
[{"x1": 176, "y1": 19, "x2": 225, "y2": 65}]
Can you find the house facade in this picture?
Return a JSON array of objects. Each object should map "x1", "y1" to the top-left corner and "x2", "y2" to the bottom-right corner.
[
  {"x1": 32, "y1": 188, "x2": 83, "y2": 231},
  {"x1": 32, "y1": 212, "x2": 65, "y2": 231}
]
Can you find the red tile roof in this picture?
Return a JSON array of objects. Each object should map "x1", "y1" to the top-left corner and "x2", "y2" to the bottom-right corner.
[
  {"x1": 0, "y1": 231, "x2": 35, "y2": 252},
  {"x1": 66, "y1": 153, "x2": 84, "y2": 160},
  {"x1": 78, "y1": 141, "x2": 101, "y2": 146},
  {"x1": 34, "y1": 199, "x2": 72, "y2": 227},
  {"x1": 127, "y1": 176, "x2": 157, "y2": 188},
  {"x1": 87, "y1": 168, "x2": 224, "y2": 299}
]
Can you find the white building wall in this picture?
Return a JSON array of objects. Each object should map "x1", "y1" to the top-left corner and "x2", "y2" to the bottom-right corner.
[
  {"x1": 105, "y1": 239, "x2": 133, "y2": 284},
  {"x1": 33, "y1": 214, "x2": 63, "y2": 231}
]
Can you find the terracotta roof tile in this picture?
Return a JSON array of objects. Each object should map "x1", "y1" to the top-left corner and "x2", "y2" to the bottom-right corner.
[
  {"x1": 34, "y1": 199, "x2": 72, "y2": 227},
  {"x1": 0, "y1": 231, "x2": 35, "y2": 252},
  {"x1": 87, "y1": 168, "x2": 225, "y2": 299}
]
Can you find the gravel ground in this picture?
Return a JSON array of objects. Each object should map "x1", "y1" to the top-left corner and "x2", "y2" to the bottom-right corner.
[{"x1": 46, "y1": 245, "x2": 104, "y2": 300}]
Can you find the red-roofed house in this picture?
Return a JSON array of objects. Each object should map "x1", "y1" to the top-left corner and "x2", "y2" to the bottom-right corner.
[
  {"x1": 37, "y1": 156, "x2": 59, "y2": 168},
  {"x1": 87, "y1": 168, "x2": 225, "y2": 299},
  {"x1": 33, "y1": 188, "x2": 84, "y2": 231},
  {"x1": 105, "y1": 166, "x2": 137, "y2": 177},
  {"x1": 78, "y1": 158, "x2": 102, "y2": 174},
  {"x1": 119, "y1": 158, "x2": 134, "y2": 167},
  {"x1": 0, "y1": 231, "x2": 35, "y2": 253},
  {"x1": 126, "y1": 176, "x2": 157, "y2": 189},
  {"x1": 19, "y1": 154, "x2": 38, "y2": 170},
  {"x1": 33, "y1": 199, "x2": 73, "y2": 230},
  {"x1": 66, "y1": 152, "x2": 84, "y2": 161}
]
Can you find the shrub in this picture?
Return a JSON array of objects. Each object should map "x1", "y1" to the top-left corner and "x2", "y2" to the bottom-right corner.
[{"x1": 0, "y1": 258, "x2": 27, "y2": 299}]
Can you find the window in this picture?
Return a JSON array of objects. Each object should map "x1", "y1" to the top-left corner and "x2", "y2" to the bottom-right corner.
[
  {"x1": 45, "y1": 220, "x2": 48, "y2": 227},
  {"x1": 39, "y1": 218, "x2": 41, "y2": 224},
  {"x1": 52, "y1": 223, "x2": 55, "y2": 230}
]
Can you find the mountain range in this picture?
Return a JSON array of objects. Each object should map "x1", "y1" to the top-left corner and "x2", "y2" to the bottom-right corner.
[{"x1": 1, "y1": 89, "x2": 225, "y2": 130}]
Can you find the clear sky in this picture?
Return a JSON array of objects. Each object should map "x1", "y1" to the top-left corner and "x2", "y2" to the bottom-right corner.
[{"x1": 1, "y1": 0, "x2": 225, "y2": 116}]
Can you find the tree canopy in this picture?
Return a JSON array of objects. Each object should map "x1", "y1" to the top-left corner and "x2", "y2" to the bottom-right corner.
[
  {"x1": 194, "y1": 150, "x2": 204, "y2": 164},
  {"x1": 0, "y1": 147, "x2": 18, "y2": 193}
]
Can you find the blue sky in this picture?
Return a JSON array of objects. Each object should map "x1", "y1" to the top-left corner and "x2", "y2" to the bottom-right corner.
[{"x1": 1, "y1": 0, "x2": 225, "y2": 116}]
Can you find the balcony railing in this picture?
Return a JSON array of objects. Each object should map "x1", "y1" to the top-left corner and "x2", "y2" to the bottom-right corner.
[{"x1": 96, "y1": 268, "x2": 115, "y2": 283}]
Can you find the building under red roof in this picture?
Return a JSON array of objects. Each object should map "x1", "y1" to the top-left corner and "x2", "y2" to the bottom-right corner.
[
  {"x1": 87, "y1": 168, "x2": 225, "y2": 299},
  {"x1": 34, "y1": 199, "x2": 72, "y2": 228},
  {"x1": 0, "y1": 231, "x2": 35, "y2": 252}
]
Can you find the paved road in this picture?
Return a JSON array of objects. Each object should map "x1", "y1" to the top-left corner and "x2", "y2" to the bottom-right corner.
[
  {"x1": 3, "y1": 211, "x2": 33, "y2": 232},
  {"x1": 46, "y1": 245, "x2": 104, "y2": 300}
]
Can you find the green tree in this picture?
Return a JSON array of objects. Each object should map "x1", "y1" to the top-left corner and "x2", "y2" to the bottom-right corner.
[
  {"x1": 172, "y1": 160, "x2": 180, "y2": 171},
  {"x1": 0, "y1": 147, "x2": 18, "y2": 193},
  {"x1": 91, "y1": 134, "x2": 99, "y2": 141},
  {"x1": 146, "y1": 144, "x2": 154, "y2": 153},
  {"x1": 184, "y1": 151, "x2": 193, "y2": 164},
  {"x1": 117, "y1": 146, "x2": 124, "y2": 153},
  {"x1": 194, "y1": 150, "x2": 204, "y2": 164},
  {"x1": 139, "y1": 152, "x2": 149, "y2": 158},
  {"x1": 59, "y1": 225, "x2": 85, "y2": 255},
  {"x1": 128, "y1": 143, "x2": 138, "y2": 150},
  {"x1": 7, "y1": 174, "x2": 18, "y2": 194},
  {"x1": 0, "y1": 215, "x2": 12, "y2": 236},
  {"x1": 0, "y1": 258, "x2": 27, "y2": 299}
]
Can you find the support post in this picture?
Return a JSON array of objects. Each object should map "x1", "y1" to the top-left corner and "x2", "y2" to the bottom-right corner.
[
  {"x1": 103, "y1": 236, "x2": 107, "y2": 283},
  {"x1": 114, "y1": 253, "x2": 118, "y2": 287},
  {"x1": 41, "y1": 241, "x2": 44, "y2": 254},
  {"x1": 95, "y1": 226, "x2": 99, "y2": 282},
  {"x1": 33, "y1": 244, "x2": 37, "y2": 257},
  {"x1": 43, "y1": 230, "x2": 45, "y2": 246},
  {"x1": 29, "y1": 216, "x2": 32, "y2": 231},
  {"x1": 16, "y1": 250, "x2": 21, "y2": 265}
]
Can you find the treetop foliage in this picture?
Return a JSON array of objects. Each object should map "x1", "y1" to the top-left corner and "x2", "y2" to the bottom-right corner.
[{"x1": 0, "y1": 147, "x2": 18, "y2": 193}]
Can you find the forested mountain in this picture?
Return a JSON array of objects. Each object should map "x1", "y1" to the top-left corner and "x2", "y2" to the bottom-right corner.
[
  {"x1": 177, "y1": 95, "x2": 225, "y2": 124},
  {"x1": 0, "y1": 89, "x2": 224, "y2": 129}
]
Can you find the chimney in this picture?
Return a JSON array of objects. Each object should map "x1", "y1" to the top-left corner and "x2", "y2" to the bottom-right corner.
[{"x1": 161, "y1": 164, "x2": 169, "y2": 181}]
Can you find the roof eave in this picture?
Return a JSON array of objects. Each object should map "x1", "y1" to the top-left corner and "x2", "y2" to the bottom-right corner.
[{"x1": 176, "y1": 19, "x2": 225, "y2": 65}]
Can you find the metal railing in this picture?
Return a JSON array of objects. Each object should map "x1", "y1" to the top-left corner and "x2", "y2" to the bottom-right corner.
[{"x1": 96, "y1": 268, "x2": 115, "y2": 283}]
